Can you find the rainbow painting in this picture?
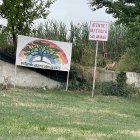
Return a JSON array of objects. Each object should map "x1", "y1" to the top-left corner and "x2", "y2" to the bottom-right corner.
[{"x1": 16, "y1": 35, "x2": 72, "y2": 71}]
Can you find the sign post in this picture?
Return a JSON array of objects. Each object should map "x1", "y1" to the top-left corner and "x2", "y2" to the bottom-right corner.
[
  {"x1": 92, "y1": 41, "x2": 98, "y2": 97},
  {"x1": 14, "y1": 65, "x2": 17, "y2": 88},
  {"x1": 89, "y1": 21, "x2": 109, "y2": 97},
  {"x1": 66, "y1": 71, "x2": 70, "y2": 91}
]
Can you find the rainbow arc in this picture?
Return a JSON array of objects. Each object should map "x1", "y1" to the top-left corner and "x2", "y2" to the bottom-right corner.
[{"x1": 18, "y1": 40, "x2": 68, "y2": 65}]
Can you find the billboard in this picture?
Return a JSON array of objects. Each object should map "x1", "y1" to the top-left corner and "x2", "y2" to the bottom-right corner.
[
  {"x1": 16, "y1": 35, "x2": 72, "y2": 71},
  {"x1": 89, "y1": 21, "x2": 109, "y2": 41}
]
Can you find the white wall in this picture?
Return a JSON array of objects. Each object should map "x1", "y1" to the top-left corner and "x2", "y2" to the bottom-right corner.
[
  {"x1": 96, "y1": 69, "x2": 140, "y2": 88},
  {"x1": 1, "y1": 60, "x2": 140, "y2": 89},
  {"x1": 0, "y1": 60, "x2": 61, "y2": 89},
  {"x1": 126, "y1": 72, "x2": 140, "y2": 88}
]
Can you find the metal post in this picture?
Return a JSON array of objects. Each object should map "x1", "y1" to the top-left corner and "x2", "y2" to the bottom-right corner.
[
  {"x1": 92, "y1": 41, "x2": 99, "y2": 97},
  {"x1": 14, "y1": 65, "x2": 17, "y2": 88},
  {"x1": 66, "y1": 71, "x2": 70, "y2": 91}
]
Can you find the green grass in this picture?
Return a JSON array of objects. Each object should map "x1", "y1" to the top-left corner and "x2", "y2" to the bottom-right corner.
[{"x1": 0, "y1": 88, "x2": 140, "y2": 140}]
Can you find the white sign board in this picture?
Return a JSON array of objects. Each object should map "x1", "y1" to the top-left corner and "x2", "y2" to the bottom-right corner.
[
  {"x1": 89, "y1": 21, "x2": 109, "y2": 41},
  {"x1": 16, "y1": 35, "x2": 72, "y2": 71}
]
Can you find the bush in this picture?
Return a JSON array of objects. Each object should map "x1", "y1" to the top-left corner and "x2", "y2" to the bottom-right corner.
[
  {"x1": 117, "y1": 48, "x2": 140, "y2": 72},
  {"x1": 96, "y1": 72, "x2": 135, "y2": 97},
  {"x1": 96, "y1": 81, "x2": 118, "y2": 96},
  {"x1": 0, "y1": 32, "x2": 15, "y2": 54},
  {"x1": 96, "y1": 81, "x2": 135, "y2": 97},
  {"x1": 68, "y1": 64, "x2": 92, "y2": 90}
]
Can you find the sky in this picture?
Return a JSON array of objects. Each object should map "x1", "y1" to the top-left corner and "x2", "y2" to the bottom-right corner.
[
  {"x1": 44, "y1": 0, "x2": 115, "y2": 25},
  {"x1": 0, "y1": 0, "x2": 115, "y2": 26}
]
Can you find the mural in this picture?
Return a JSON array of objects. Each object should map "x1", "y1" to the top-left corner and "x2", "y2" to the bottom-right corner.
[{"x1": 16, "y1": 35, "x2": 72, "y2": 71}]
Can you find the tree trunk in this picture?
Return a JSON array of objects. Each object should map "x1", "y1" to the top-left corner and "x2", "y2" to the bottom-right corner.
[
  {"x1": 41, "y1": 55, "x2": 43, "y2": 62},
  {"x1": 12, "y1": 26, "x2": 17, "y2": 49},
  {"x1": 12, "y1": 33, "x2": 17, "y2": 48}
]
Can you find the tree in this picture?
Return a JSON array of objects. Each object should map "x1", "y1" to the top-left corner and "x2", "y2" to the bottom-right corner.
[
  {"x1": 88, "y1": 0, "x2": 140, "y2": 49},
  {"x1": 89, "y1": 0, "x2": 140, "y2": 72},
  {"x1": 88, "y1": 0, "x2": 140, "y2": 26},
  {"x1": 0, "y1": 0, "x2": 56, "y2": 48}
]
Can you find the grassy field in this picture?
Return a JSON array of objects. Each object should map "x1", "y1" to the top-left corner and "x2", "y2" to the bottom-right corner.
[{"x1": 0, "y1": 88, "x2": 140, "y2": 140}]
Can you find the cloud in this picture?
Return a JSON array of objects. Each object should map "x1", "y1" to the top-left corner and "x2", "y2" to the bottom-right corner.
[{"x1": 47, "y1": 0, "x2": 115, "y2": 24}]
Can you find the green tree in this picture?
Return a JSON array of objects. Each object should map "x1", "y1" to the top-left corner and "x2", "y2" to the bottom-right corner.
[
  {"x1": 89, "y1": 0, "x2": 140, "y2": 72},
  {"x1": 0, "y1": 0, "x2": 55, "y2": 48},
  {"x1": 88, "y1": 0, "x2": 140, "y2": 26}
]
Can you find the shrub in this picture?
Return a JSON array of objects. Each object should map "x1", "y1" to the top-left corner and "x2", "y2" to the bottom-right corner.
[
  {"x1": 69, "y1": 64, "x2": 92, "y2": 90},
  {"x1": 96, "y1": 81, "x2": 135, "y2": 97},
  {"x1": 0, "y1": 31, "x2": 15, "y2": 54},
  {"x1": 96, "y1": 72, "x2": 135, "y2": 97},
  {"x1": 117, "y1": 48, "x2": 140, "y2": 72}
]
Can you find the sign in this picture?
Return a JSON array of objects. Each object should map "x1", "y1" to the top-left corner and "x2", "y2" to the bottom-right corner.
[
  {"x1": 16, "y1": 35, "x2": 72, "y2": 71},
  {"x1": 89, "y1": 21, "x2": 109, "y2": 41}
]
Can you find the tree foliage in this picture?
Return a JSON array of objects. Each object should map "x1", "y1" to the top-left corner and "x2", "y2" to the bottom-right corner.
[
  {"x1": 88, "y1": 0, "x2": 140, "y2": 26},
  {"x1": 89, "y1": 0, "x2": 140, "y2": 72},
  {"x1": 0, "y1": 0, "x2": 55, "y2": 47}
]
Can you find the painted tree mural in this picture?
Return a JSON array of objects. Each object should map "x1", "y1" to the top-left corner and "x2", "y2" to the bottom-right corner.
[{"x1": 19, "y1": 40, "x2": 68, "y2": 66}]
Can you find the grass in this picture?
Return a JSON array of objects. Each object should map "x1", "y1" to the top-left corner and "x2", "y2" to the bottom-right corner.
[{"x1": 0, "y1": 88, "x2": 140, "y2": 140}]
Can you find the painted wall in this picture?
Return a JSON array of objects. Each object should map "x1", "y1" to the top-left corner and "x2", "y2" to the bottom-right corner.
[{"x1": 0, "y1": 60, "x2": 61, "y2": 89}]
